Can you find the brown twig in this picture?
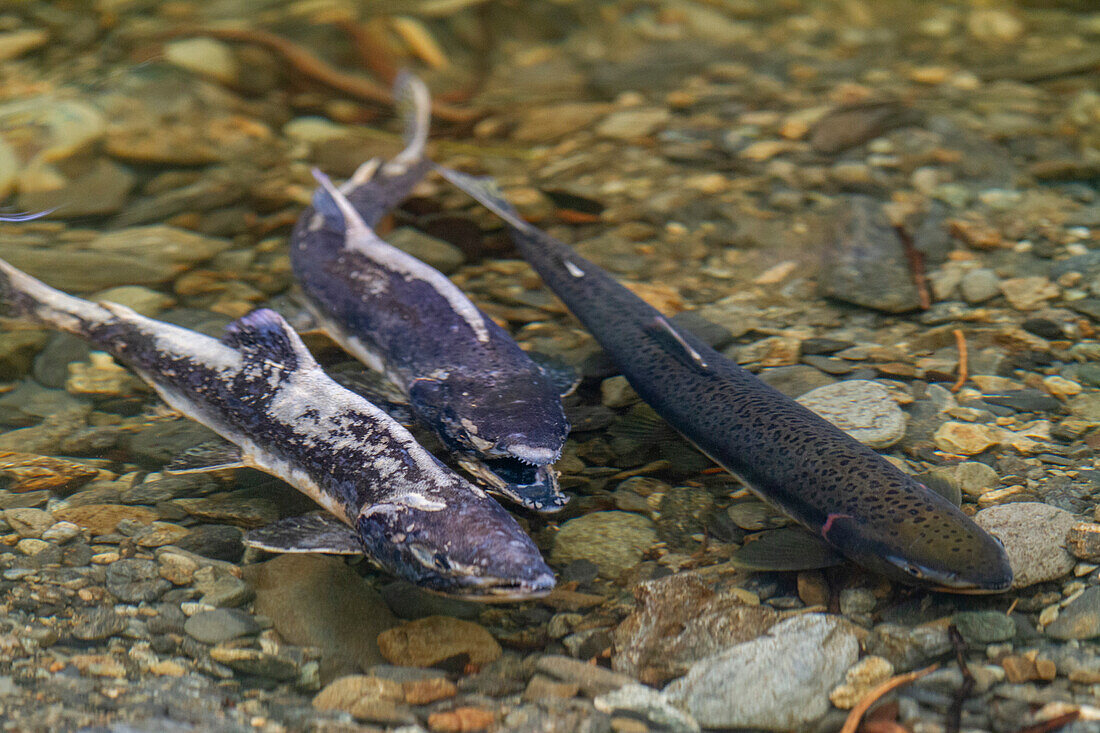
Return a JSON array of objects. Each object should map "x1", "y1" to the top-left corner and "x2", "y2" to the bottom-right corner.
[
  {"x1": 840, "y1": 664, "x2": 939, "y2": 733},
  {"x1": 894, "y1": 225, "x2": 931, "y2": 310},
  {"x1": 1014, "y1": 711, "x2": 1081, "y2": 733},
  {"x1": 332, "y1": 17, "x2": 399, "y2": 84},
  {"x1": 163, "y1": 27, "x2": 479, "y2": 124},
  {"x1": 951, "y1": 329, "x2": 968, "y2": 393},
  {"x1": 945, "y1": 625, "x2": 974, "y2": 733}
]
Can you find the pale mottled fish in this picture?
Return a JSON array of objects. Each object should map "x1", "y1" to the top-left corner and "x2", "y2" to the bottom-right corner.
[{"x1": 0, "y1": 257, "x2": 553, "y2": 600}]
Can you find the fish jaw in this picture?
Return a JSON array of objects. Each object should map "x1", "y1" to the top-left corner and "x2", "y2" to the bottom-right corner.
[
  {"x1": 457, "y1": 454, "x2": 568, "y2": 513},
  {"x1": 819, "y1": 505, "x2": 1014, "y2": 593},
  {"x1": 355, "y1": 495, "x2": 556, "y2": 599}
]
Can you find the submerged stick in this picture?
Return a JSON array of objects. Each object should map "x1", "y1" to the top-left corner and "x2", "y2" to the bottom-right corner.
[{"x1": 840, "y1": 664, "x2": 939, "y2": 733}]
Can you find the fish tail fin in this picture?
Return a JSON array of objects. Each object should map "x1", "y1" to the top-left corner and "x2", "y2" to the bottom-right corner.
[
  {"x1": 0, "y1": 256, "x2": 106, "y2": 334},
  {"x1": 433, "y1": 165, "x2": 535, "y2": 235},
  {"x1": 311, "y1": 168, "x2": 384, "y2": 240},
  {"x1": 391, "y1": 70, "x2": 431, "y2": 168}
]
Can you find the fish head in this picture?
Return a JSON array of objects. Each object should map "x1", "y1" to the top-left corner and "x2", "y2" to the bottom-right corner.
[
  {"x1": 819, "y1": 484, "x2": 1013, "y2": 593},
  {"x1": 408, "y1": 371, "x2": 570, "y2": 510},
  {"x1": 355, "y1": 495, "x2": 556, "y2": 601}
]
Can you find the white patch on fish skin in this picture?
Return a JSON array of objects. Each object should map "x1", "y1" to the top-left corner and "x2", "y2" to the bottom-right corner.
[
  {"x1": 312, "y1": 170, "x2": 491, "y2": 344},
  {"x1": 265, "y1": 363, "x2": 480, "y2": 504},
  {"x1": 308, "y1": 212, "x2": 325, "y2": 232},
  {"x1": 564, "y1": 260, "x2": 585, "y2": 278},
  {"x1": 149, "y1": 381, "x2": 355, "y2": 525}
]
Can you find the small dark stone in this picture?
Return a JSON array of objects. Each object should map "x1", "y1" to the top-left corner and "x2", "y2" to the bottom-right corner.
[
  {"x1": 560, "y1": 559, "x2": 600, "y2": 585},
  {"x1": 800, "y1": 338, "x2": 855, "y2": 355},
  {"x1": 953, "y1": 611, "x2": 1016, "y2": 645},
  {"x1": 669, "y1": 311, "x2": 734, "y2": 350},
  {"x1": 173, "y1": 524, "x2": 244, "y2": 563},
  {"x1": 106, "y1": 558, "x2": 171, "y2": 603},
  {"x1": 1021, "y1": 318, "x2": 1065, "y2": 340},
  {"x1": 983, "y1": 390, "x2": 1062, "y2": 413},
  {"x1": 655, "y1": 489, "x2": 714, "y2": 549},
  {"x1": 32, "y1": 333, "x2": 91, "y2": 389},
  {"x1": 1068, "y1": 298, "x2": 1100, "y2": 322},
  {"x1": 379, "y1": 580, "x2": 482, "y2": 620}
]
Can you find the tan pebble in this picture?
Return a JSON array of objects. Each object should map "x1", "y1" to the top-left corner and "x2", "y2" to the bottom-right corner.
[
  {"x1": 909, "y1": 66, "x2": 950, "y2": 84},
  {"x1": 71, "y1": 653, "x2": 125, "y2": 677},
  {"x1": 313, "y1": 675, "x2": 403, "y2": 712},
  {"x1": 427, "y1": 706, "x2": 496, "y2": 733},
  {"x1": 522, "y1": 674, "x2": 581, "y2": 702},
  {"x1": 91, "y1": 552, "x2": 121, "y2": 565},
  {"x1": 1001, "y1": 654, "x2": 1037, "y2": 683},
  {"x1": 149, "y1": 660, "x2": 186, "y2": 676},
  {"x1": 967, "y1": 9, "x2": 1024, "y2": 43},
  {"x1": 53, "y1": 504, "x2": 158, "y2": 536},
  {"x1": 949, "y1": 219, "x2": 1006, "y2": 250},
  {"x1": 1043, "y1": 376, "x2": 1082, "y2": 398},
  {"x1": 1035, "y1": 658, "x2": 1057, "y2": 680},
  {"x1": 685, "y1": 173, "x2": 728, "y2": 194},
  {"x1": 754, "y1": 260, "x2": 799, "y2": 285},
  {"x1": 158, "y1": 552, "x2": 199, "y2": 585},
  {"x1": 740, "y1": 140, "x2": 794, "y2": 162},
  {"x1": 376, "y1": 616, "x2": 501, "y2": 668},
  {"x1": 999, "y1": 277, "x2": 1060, "y2": 311},
  {"x1": 976, "y1": 485, "x2": 1030, "y2": 508},
  {"x1": 15, "y1": 538, "x2": 49, "y2": 556},
  {"x1": 403, "y1": 677, "x2": 457, "y2": 705},
  {"x1": 1039, "y1": 604, "x2": 1060, "y2": 627},
  {"x1": 610, "y1": 717, "x2": 650, "y2": 733},
  {"x1": 829, "y1": 655, "x2": 893, "y2": 709},
  {"x1": 796, "y1": 571, "x2": 829, "y2": 607},
  {"x1": 932, "y1": 422, "x2": 999, "y2": 455}
]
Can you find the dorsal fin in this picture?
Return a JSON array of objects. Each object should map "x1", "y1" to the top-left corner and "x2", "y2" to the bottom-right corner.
[
  {"x1": 222, "y1": 309, "x2": 316, "y2": 370},
  {"x1": 643, "y1": 316, "x2": 711, "y2": 374}
]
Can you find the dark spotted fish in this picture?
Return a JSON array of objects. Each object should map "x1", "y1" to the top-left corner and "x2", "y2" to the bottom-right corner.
[
  {"x1": 437, "y1": 167, "x2": 1013, "y2": 593},
  {"x1": 0, "y1": 257, "x2": 553, "y2": 600},
  {"x1": 290, "y1": 74, "x2": 570, "y2": 512}
]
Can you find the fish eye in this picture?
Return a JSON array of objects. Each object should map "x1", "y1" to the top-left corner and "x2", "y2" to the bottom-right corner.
[
  {"x1": 903, "y1": 563, "x2": 924, "y2": 578},
  {"x1": 433, "y1": 553, "x2": 452, "y2": 572}
]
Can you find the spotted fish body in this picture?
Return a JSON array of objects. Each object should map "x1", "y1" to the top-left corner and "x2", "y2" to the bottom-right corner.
[
  {"x1": 0, "y1": 258, "x2": 554, "y2": 599},
  {"x1": 439, "y1": 167, "x2": 1013, "y2": 593},
  {"x1": 289, "y1": 75, "x2": 570, "y2": 512}
]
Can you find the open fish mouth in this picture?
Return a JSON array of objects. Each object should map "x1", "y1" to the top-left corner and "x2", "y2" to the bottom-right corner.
[{"x1": 457, "y1": 454, "x2": 568, "y2": 512}]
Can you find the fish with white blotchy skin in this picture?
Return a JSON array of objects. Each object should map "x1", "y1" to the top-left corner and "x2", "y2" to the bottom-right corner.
[
  {"x1": 437, "y1": 166, "x2": 1014, "y2": 593},
  {"x1": 0, "y1": 257, "x2": 554, "y2": 600},
  {"x1": 289, "y1": 73, "x2": 570, "y2": 512}
]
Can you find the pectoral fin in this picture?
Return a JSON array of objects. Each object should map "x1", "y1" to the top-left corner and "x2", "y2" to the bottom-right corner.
[
  {"x1": 243, "y1": 513, "x2": 363, "y2": 555},
  {"x1": 163, "y1": 441, "x2": 246, "y2": 474},
  {"x1": 528, "y1": 351, "x2": 581, "y2": 397},
  {"x1": 727, "y1": 527, "x2": 845, "y2": 571}
]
